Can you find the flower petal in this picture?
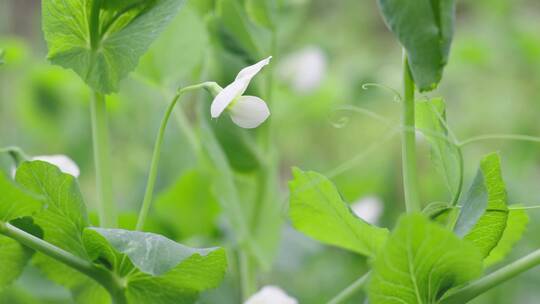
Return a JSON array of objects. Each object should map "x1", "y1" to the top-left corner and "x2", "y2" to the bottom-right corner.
[
  {"x1": 351, "y1": 196, "x2": 384, "y2": 225},
  {"x1": 244, "y1": 286, "x2": 298, "y2": 304},
  {"x1": 210, "y1": 56, "x2": 272, "y2": 118},
  {"x1": 236, "y1": 56, "x2": 272, "y2": 81},
  {"x1": 210, "y1": 78, "x2": 250, "y2": 118},
  {"x1": 32, "y1": 155, "x2": 80, "y2": 177},
  {"x1": 229, "y1": 96, "x2": 270, "y2": 129}
]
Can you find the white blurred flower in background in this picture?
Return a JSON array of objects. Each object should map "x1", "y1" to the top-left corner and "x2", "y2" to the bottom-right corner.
[
  {"x1": 245, "y1": 286, "x2": 298, "y2": 304},
  {"x1": 350, "y1": 196, "x2": 383, "y2": 225},
  {"x1": 12, "y1": 154, "x2": 80, "y2": 178},
  {"x1": 278, "y1": 46, "x2": 327, "y2": 93},
  {"x1": 211, "y1": 57, "x2": 272, "y2": 129}
]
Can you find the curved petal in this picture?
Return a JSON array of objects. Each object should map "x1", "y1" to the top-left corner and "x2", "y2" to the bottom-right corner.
[
  {"x1": 32, "y1": 155, "x2": 80, "y2": 177},
  {"x1": 236, "y1": 56, "x2": 272, "y2": 81},
  {"x1": 229, "y1": 96, "x2": 270, "y2": 129},
  {"x1": 245, "y1": 285, "x2": 297, "y2": 304},
  {"x1": 210, "y1": 78, "x2": 249, "y2": 118}
]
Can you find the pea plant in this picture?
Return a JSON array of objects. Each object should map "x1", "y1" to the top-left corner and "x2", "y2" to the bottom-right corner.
[
  {"x1": 287, "y1": 1, "x2": 540, "y2": 304},
  {"x1": 0, "y1": 0, "x2": 283, "y2": 303},
  {"x1": 1, "y1": 0, "x2": 539, "y2": 303}
]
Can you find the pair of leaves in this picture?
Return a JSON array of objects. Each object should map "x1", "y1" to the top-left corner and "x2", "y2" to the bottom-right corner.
[
  {"x1": 3, "y1": 161, "x2": 227, "y2": 303},
  {"x1": 454, "y1": 153, "x2": 530, "y2": 265},
  {"x1": 378, "y1": 0, "x2": 456, "y2": 91},
  {"x1": 454, "y1": 153, "x2": 509, "y2": 258},
  {"x1": 83, "y1": 228, "x2": 227, "y2": 303},
  {"x1": 416, "y1": 98, "x2": 462, "y2": 201},
  {"x1": 0, "y1": 173, "x2": 43, "y2": 289},
  {"x1": 288, "y1": 168, "x2": 389, "y2": 257},
  {"x1": 368, "y1": 214, "x2": 483, "y2": 304},
  {"x1": 42, "y1": 0, "x2": 186, "y2": 94}
]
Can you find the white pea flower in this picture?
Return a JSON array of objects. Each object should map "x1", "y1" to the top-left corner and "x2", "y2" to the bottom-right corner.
[
  {"x1": 278, "y1": 46, "x2": 326, "y2": 93},
  {"x1": 12, "y1": 154, "x2": 80, "y2": 178},
  {"x1": 210, "y1": 57, "x2": 272, "y2": 129},
  {"x1": 245, "y1": 286, "x2": 298, "y2": 304},
  {"x1": 351, "y1": 196, "x2": 383, "y2": 225}
]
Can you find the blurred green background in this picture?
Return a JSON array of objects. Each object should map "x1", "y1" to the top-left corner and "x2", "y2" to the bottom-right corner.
[{"x1": 1, "y1": 0, "x2": 540, "y2": 303}]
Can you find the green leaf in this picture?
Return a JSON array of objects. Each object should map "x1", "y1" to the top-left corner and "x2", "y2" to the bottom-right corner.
[
  {"x1": 378, "y1": 0, "x2": 456, "y2": 91},
  {"x1": 416, "y1": 98, "x2": 461, "y2": 200},
  {"x1": 368, "y1": 214, "x2": 483, "y2": 304},
  {"x1": 83, "y1": 228, "x2": 227, "y2": 303},
  {"x1": 454, "y1": 153, "x2": 509, "y2": 258},
  {"x1": 0, "y1": 173, "x2": 42, "y2": 289},
  {"x1": 0, "y1": 172, "x2": 42, "y2": 222},
  {"x1": 0, "y1": 236, "x2": 33, "y2": 290},
  {"x1": 155, "y1": 169, "x2": 219, "y2": 239},
  {"x1": 484, "y1": 207, "x2": 529, "y2": 267},
  {"x1": 0, "y1": 49, "x2": 5, "y2": 65},
  {"x1": 42, "y1": 0, "x2": 186, "y2": 94},
  {"x1": 288, "y1": 168, "x2": 389, "y2": 257},
  {"x1": 15, "y1": 161, "x2": 90, "y2": 288}
]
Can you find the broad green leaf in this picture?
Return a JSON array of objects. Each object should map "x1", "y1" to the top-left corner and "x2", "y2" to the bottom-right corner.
[
  {"x1": 484, "y1": 208, "x2": 529, "y2": 267},
  {"x1": 15, "y1": 161, "x2": 90, "y2": 288},
  {"x1": 0, "y1": 173, "x2": 42, "y2": 289},
  {"x1": 0, "y1": 49, "x2": 4, "y2": 65},
  {"x1": 454, "y1": 153, "x2": 509, "y2": 258},
  {"x1": 416, "y1": 98, "x2": 461, "y2": 200},
  {"x1": 368, "y1": 214, "x2": 483, "y2": 304},
  {"x1": 155, "y1": 169, "x2": 219, "y2": 239},
  {"x1": 288, "y1": 168, "x2": 389, "y2": 256},
  {"x1": 378, "y1": 0, "x2": 456, "y2": 91},
  {"x1": 42, "y1": 0, "x2": 186, "y2": 94},
  {"x1": 83, "y1": 228, "x2": 227, "y2": 303}
]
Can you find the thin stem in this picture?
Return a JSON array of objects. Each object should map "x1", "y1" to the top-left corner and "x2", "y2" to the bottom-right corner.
[
  {"x1": 0, "y1": 222, "x2": 127, "y2": 304},
  {"x1": 440, "y1": 249, "x2": 540, "y2": 304},
  {"x1": 135, "y1": 83, "x2": 212, "y2": 231},
  {"x1": 239, "y1": 250, "x2": 256, "y2": 301},
  {"x1": 401, "y1": 53, "x2": 421, "y2": 212},
  {"x1": 90, "y1": 92, "x2": 116, "y2": 228},
  {"x1": 327, "y1": 272, "x2": 370, "y2": 304},
  {"x1": 459, "y1": 134, "x2": 540, "y2": 147},
  {"x1": 89, "y1": 0, "x2": 102, "y2": 50}
]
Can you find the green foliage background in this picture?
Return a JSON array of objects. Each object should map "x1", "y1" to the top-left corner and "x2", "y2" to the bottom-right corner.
[{"x1": 1, "y1": 0, "x2": 540, "y2": 303}]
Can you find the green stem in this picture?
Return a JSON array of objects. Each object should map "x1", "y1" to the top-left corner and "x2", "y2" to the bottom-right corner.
[
  {"x1": 0, "y1": 222, "x2": 127, "y2": 304},
  {"x1": 239, "y1": 250, "x2": 256, "y2": 301},
  {"x1": 459, "y1": 134, "x2": 540, "y2": 147},
  {"x1": 89, "y1": 0, "x2": 102, "y2": 50},
  {"x1": 401, "y1": 53, "x2": 421, "y2": 213},
  {"x1": 135, "y1": 83, "x2": 213, "y2": 231},
  {"x1": 327, "y1": 272, "x2": 370, "y2": 304},
  {"x1": 90, "y1": 92, "x2": 116, "y2": 228},
  {"x1": 440, "y1": 249, "x2": 540, "y2": 304}
]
